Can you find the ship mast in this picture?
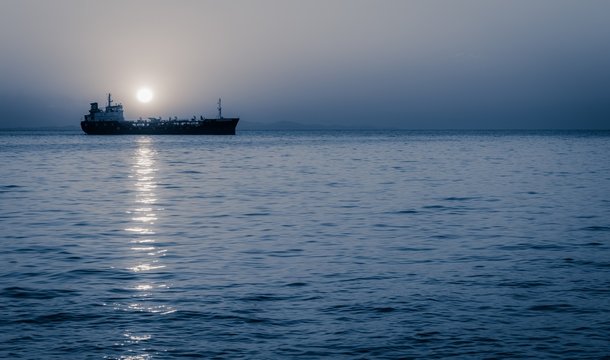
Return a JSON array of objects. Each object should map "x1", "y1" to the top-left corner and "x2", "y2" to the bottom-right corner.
[
  {"x1": 107, "y1": 93, "x2": 113, "y2": 107},
  {"x1": 218, "y1": 98, "x2": 222, "y2": 119}
]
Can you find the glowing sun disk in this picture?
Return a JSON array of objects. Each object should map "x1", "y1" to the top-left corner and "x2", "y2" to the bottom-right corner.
[{"x1": 137, "y1": 88, "x2": 154, "y2": 103}]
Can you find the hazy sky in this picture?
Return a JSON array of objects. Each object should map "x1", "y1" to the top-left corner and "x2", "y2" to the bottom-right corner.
[{"x1": 1, "y1": 0, "x2": 609, "y2": 129}]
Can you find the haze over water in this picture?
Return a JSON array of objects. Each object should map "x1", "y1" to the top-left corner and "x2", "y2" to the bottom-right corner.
[
  {"x1": 1, "y1": 1, "x2": 609, "y2": 129},
  {"x1": 1, "y1": 130, "x2": 609, "y2": 358}
]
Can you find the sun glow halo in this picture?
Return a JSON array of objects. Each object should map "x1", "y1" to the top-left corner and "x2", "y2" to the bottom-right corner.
[{"x1": 137, "y1": 88, "x2": 154, "y2": 103}]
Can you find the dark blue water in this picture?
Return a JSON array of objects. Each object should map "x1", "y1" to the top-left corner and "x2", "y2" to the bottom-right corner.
[{"x1": 1, "y1": 130, "x2": 609, "y2": 359}]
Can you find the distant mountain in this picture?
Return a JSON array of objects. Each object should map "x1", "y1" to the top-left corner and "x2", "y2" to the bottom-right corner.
[{"x1": 237, "y1": 120, "x2": 339, "y2": 131}]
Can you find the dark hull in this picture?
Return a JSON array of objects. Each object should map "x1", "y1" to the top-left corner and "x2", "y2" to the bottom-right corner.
[{"x1": 81, "y1": 118, "x2": 239, "y2": 135}]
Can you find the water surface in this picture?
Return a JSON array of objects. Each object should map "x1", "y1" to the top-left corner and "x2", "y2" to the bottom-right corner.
[{"x1": 1, "y1": 130, "x2": 609, "y2": 358}]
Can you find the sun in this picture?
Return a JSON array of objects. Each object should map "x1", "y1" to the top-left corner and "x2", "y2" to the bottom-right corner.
[{"x1": 136, "y1": 88, "x2": 154, "y2": 103}]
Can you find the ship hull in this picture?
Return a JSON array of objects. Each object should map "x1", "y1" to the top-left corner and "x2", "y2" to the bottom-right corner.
[{"x1": 81, "y1": 118, "x2": 239, "y2": 135}]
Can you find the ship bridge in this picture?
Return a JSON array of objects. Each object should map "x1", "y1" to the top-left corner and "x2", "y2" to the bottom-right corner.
[{"x1": 85, "y1": 93, "x2": 124, "y2": 121}]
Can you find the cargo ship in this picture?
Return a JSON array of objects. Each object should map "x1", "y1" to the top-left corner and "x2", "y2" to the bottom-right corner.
[{"x1": 81, "y1": 94, "x2": 239, "y2": 135}]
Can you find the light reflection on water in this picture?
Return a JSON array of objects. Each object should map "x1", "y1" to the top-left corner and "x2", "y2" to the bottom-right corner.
[{"x1": 118, "y1": 137, "x2": 174, "y2": 357}]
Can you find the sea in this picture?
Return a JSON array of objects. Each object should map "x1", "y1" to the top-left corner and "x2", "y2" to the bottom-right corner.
[{"x1": 1, "y1": 130, "x2": 609, "y2": 359}]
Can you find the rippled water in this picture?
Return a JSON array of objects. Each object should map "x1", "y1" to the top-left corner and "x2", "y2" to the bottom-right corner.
[{"x1": 1, "y1": 130, "x2": 609, "y2": 359}]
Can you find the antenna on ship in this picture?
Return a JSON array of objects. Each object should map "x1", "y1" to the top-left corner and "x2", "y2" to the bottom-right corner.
[{"x1": 218, "y1": 98, "x2": 222, "y2": 119}]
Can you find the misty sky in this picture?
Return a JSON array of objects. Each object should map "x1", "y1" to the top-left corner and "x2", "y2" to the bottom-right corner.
[{"x1": 1, "y1": 0, "x2": 609, "y2": 129}]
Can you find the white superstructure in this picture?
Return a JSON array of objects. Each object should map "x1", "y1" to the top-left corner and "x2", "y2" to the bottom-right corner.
[{"x1": 84, "y1": 93, "x2": 124, "y2": 121}]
